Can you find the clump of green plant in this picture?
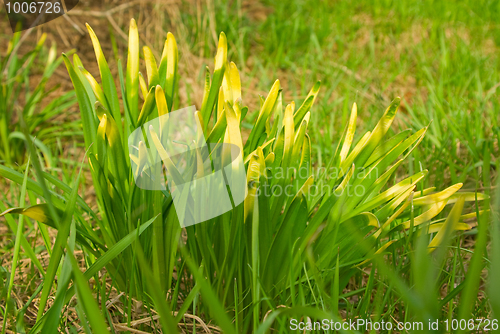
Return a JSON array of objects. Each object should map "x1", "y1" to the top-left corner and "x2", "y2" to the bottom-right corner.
[
  {"x1": 0, "y1": 31, "x2": 77, "y2": 167},
  {"x1": 0, "y1": 19, "x2": 487, "y2": 333}
]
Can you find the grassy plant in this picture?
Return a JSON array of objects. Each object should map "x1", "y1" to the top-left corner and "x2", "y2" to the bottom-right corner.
[
  {"x1": 0, "y1": 31, "x2": 77, "y2": 167},
  {"x1": 166, "y1": 0, "x2": 499, "y2": 191},
  {"x1": 0, "y1": 18, "x2": 490, "y2": 333}
]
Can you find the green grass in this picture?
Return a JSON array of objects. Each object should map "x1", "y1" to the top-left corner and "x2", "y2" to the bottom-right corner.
[
  {"x1": 0, "y1": 31, "x2": 78, "y2": 168},
  {"x1": 0, "y1": 0, "x2": 499, "y2": 333}
]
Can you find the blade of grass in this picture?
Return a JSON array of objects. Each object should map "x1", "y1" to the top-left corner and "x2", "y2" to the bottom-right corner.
[
  {"x1": 457, "y1": 144, "x2": 491, "y2": 328},
  {"x1": 135, "y1": 239, "x2": 178, "y2": 333}
]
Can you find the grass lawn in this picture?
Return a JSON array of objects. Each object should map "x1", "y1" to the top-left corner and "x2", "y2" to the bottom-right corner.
[{"x1": 0, "y1": 0, "x2": 499, "y2": 332}]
